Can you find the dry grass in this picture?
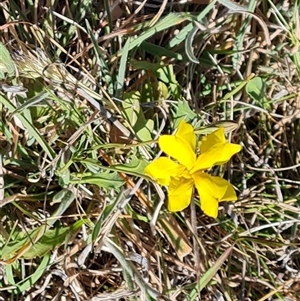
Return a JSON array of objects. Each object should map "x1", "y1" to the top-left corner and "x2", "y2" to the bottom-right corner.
[{"x1": 0, "y1": 0, "x2": 300, "y2": 300}]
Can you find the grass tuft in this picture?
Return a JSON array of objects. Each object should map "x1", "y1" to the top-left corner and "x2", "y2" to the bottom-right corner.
[{"x1": 0, "y1": 0, "x2": 300, "y2": 300}]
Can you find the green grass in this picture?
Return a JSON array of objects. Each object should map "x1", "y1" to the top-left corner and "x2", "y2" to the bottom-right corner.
[{"x1": 0, "y1": 0, "x2": 300, "y2": 300}]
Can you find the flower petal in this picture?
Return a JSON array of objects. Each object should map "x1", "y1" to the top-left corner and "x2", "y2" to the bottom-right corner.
[
  {"x1": 193, "y1": 173, "x2": 237, "y2": 218},
  {"x1": 176, "y1": 120, "x2": 196, "y2": 152},
  {"x1": 159, "y1": 121, "x2": 196, "y2": 170},
  {"x1": 145, "y1": 157, "x2": 183, "y2": 186},
  {"x1": 167, "y1": 176, "x2": 194, "y2": 212},
  {"x1": 200, "y1": 127, "x2": 226, "y2": 153},
  {"x1": 192, "y1": 142, "x2": 241, "y2": 172}
]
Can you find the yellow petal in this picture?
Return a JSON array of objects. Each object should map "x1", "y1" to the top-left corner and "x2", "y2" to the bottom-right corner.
[
  {"x1": 159, "y1": 121, "x2": 196, "y2": 170},
  {"x1": 167, "y1": 177, "x2": 194, "y2": 212},
  {"x1": 193, "y1": 173, "x2": 237, "y2": 218},
  {"x1": 176, "y1": 120, "x2": 196, "y2": 152},
  {"x1": 192, "y1": 127, "x2": 241, "y2": 171},
  {"x1": 199, "y1": 127, "x2": 226, "y2": 153},
  {"x1": 145, "y1": 157, "x2": 183, "y2": 186},
  {"x1": 192, "y1": 142, "x2": 241, "y2": 172}
]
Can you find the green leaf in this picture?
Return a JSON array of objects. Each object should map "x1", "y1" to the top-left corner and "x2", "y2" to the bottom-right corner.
[
  {"x1": 167, "y1": 0, "x2": 217, "y2": 48},
  {"x1": 0, "y1": 93, "x2": 55, "y2": 159},
  {"x1": 117, "y1": 13, "x2": 189, "y2": 55},
  {"x1": 12, "y1": 91, "x2": 49, "y2": 114},
  {"x1": 12, "y1": 253, "x2": 50, "y2": 293},
  {"x1": 141, "y1": 81, "x2": 168, "y2": 102},
  {"x1": 123, "y1": 91, "x2": 143, "y2": 126},
  {"x1": 136, "y1": 119, "x2": 154, "y2": 141},
  {"x1": 131, "y1": 59, "x2": 161, "y2": 72},
  {"x1": 0, "y1": 42, "x2": 16, "y2": 78},
  {"x1": 23, "y1": 221, "x2": 84, "y2": 258},
  {"x1": 158, "y1": 81, "x2": 168, "y2": 99},
  {"x1": 188, "y1": 245, "x2": 234, "y2": 299},
  {"x1": 85, "y1": 19, "x2": 113, "y2": 93},
  {"x1": 185, "y1": 25, "x2": 200, "y2": 64},
  {"x1": 116, "y1": 37, "x2": 131, "y2": 98},
  {"x1": 123, "y1": 91, "x2": 155, "y2": 141},
  {"x1": 71, "y1": 171, "x2": 124, "y2": 188},
  {"x1": 174, "y1": 99, "x2": 197, "y2": 124},
  {"x1": 245, "y1": 76, "x2": 265, "y2": 102},
  {"x1": 112, "y1": 155, "x2": 148, "y2": 176},
  {"x1": 5, "y1": 264, "x2": 16, "y2": 286},
  {"x1": 140, "y1": 41, "x2": 184, "y2": 61},
  {"x1": 155, "y1": 65, "x2": 178, "y2": 84},
  {"x1": 92, "y1": 190, "x2": 126, "y2": 242},
  {"x1": 1, "y1": 227, "x2": 41, "y2": 261},
  {"x1": 49, "y1": 189, "x2": 75, "y2": 227}
]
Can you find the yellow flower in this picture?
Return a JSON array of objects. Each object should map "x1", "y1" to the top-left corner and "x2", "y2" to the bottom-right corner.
[{"x1": 145, "y1": 120, "x2": 242, "y2": 218}]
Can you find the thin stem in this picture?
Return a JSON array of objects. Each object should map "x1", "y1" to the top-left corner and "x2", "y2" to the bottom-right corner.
[{"x1": 190, "y1": 189, "x2": 200, "y2": 296}]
